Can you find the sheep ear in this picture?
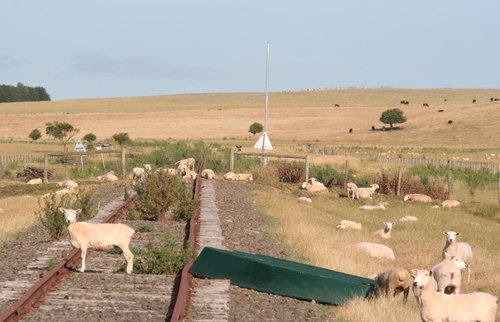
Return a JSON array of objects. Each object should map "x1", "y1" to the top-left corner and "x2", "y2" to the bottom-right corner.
[
  {"x1": 443, "y1": 231, "x2": 447, "y2": 235},
  {"x1": 429, "y1": 270, "x2": 432, "y2": 277},
  {"x1": 75, "y1": 209, "x2": 82, "y2": 215},
  {"x1": 455, "y1": 232, "x2": 460, "y2": 236},
  {"x1": 58, "y1": 207, "x2": 66, "y2": 214},
  {"x1": 410, "y1": 269, "x2": 418, "y2": 278}
]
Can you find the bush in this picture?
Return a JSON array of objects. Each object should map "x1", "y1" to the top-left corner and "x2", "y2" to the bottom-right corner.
[
  {"x1": 74, "y1": 188, "x2": 97, "y2": 221},
  {"x1": 276, "y1": 162, "x2": 305, "y2": 183},
  {"x1": 36, "y1": 194, "x2": 73, "y2": 240},
  {"x1": 309, "y1": 164, "x2": 341, "y2": 186},
  {"x1": 140, "y1": 235, "x2": 194, "y2": 275}
]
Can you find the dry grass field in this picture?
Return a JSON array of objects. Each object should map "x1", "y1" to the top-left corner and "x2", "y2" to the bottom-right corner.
[{"x1": 0, "y1": 88, "x2": 499, "y2": 149}]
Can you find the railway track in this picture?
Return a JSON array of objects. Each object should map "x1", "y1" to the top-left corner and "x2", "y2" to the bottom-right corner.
[{"x1": 0, "y1": 169, "x2": 204, "y2": 322}]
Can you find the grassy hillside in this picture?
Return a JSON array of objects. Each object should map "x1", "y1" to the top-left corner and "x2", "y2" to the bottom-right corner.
[{"x1": 0, "y1": 88, "x2": 499, "y2": 149}]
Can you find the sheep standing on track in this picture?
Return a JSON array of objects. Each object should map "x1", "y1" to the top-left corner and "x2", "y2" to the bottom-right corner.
[
  {"x1": 336, "y1": 220, "x2": 362, "y2": 230},
  {"x1": 403, "y1": 193, "x2": 432, "y2": 203},
  {"x1": 411, "y1": 269, "x2": 497, "y2": 322},
  {"x1": 373, "y1": 267, "x2": 412, "y2": 302},
  {"x1": 442, "y1": 231, "x2": 473, "y2": 282},
  {"x1": 346, "y1": 182, "x2": 358, "y2": 199},
  {"x1": 441, "y1": 199, "x2": 461, "y2": 208},
  {"x1": 356, "y1": 242, "x2": 395, "y2": 260},
  {"x1": 373, "y1": 222, "x2": 394, "y2": 239},
  {"x1": 359, "y1": 202, "x2": 386, "y2": 210},
  {"x1": 431, "y1": 257, "x2": 467, "y2": 295},
  {"x1": 354, "y1": 184, "x2": 379, "y2": 199},
  {"x1": 59, "y1": 207, "x2": 135, "y2": 274}
]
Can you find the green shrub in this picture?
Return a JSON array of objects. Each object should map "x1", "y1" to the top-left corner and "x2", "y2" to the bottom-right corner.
[
  {"x1": 136, "y1": 225, "x2": 153, "y2": 233},
  {"x1": 309, "y1": 164, "x2": 341, "y2": 186},
  {"x1": 36, "y1": 194, "x2": 73, "y2": 240},
  {"x1": 140, "y1": 235, "x2": 194, "y2": 275},
  {"x1": 74, "y1": 188, "x2": 97, "y2": 221}
]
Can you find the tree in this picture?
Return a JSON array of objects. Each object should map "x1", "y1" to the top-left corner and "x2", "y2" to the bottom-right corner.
[
  {"x1": 45, "y1": 121, "x2": 79, "y2": 151},
  {"x1": 248, "y1": 122, "x2": 264, "y2": 136},
  {"x1": 28, "y1": 128, "x2": 42, "y2": 141},
  {"x1": 83, "y1": 133, "x2": 97, "y2": 150},
  {"x1": 379, "y1": 108, "x2": 407, "y2": 129},
  {"x1": 113, "y1": 132, "x2": 130, "y2": 146}
]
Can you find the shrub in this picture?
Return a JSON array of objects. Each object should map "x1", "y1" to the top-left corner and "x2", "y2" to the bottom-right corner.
[
  {"x1": 276, "y1": 162, "x2": 305, "y2": 183},
  {"x1": 139, "y1": 235, "x2": 194, "y2": 275},
  {"x1": 74, "y1": 188, "x2": 97, "y2": 222},
  {"x1": 309, "y1": 164, "x2": 341, "y2": 186},
  {"x1": 36, "y1": 194, "x2": 73, "y2": 240}
]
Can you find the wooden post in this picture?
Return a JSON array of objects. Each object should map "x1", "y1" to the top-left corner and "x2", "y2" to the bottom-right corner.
[
  {"x1": 498, "y1": 165, "x2": 500, "y2": 205},
  {"x1": 343, "y1": 160, "x2": 349, "y2": 192},
  {"x1": 121, "y1": 147, "x2": 126, "y2": 179},
  {"x1": 44, "y1": 154, "x2": 48, "y2": 183},
  {"x1": 396, "y1": 168, "x2": 402, "y2": 196},
  {"x1": 101, "y1": 153, "x2": 106, "y2": 169},
  {"x1": 80, "y1": 156, "x2": 84, "y2": 172},
  {"x1": 230, "y1": 149, "x2": 235, "y2": 172},
  {"x1": 447, "y1": 172, "x2": 453, "y2": 200},
  {"x1": 305, "y1": 155, "x2": 309, "y2": 183}
]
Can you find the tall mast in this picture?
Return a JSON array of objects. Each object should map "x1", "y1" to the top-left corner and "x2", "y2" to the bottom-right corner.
[{"x1": 265, "y1": 41, "x2": 270, "y2": 133}]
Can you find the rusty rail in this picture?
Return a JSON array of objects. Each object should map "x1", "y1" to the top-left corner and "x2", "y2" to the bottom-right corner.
[
  {"x1": 0, "y1": 195, "x2": 136, "y2": 322},
  {"x1": 170, "y1": 158, "x2": 205, "y2": 322}
]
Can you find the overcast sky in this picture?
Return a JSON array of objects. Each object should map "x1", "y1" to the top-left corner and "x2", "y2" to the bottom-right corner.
[{"x1": 1, "y1": 1, "x2": 499, "y2": 100}]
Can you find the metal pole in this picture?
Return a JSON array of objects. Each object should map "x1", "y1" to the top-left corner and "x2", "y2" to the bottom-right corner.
[{"x1": 262, "y1": 42, "x2": 270, "y2": 167}]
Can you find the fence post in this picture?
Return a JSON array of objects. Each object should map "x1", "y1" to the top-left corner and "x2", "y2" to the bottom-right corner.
[
  {"x1": 121, "y1": 147, "x2": 126, "y2": 179},
  {"x1": 396, "y1": 168, "x2": 402, "y2": 196},
  {"x1": 498, "y1": 165, "x2": 500, "y2": 205},
  {"x1": 44, "y1": 154, "x2": 48, "y2": 183},
  {"x1": 343, "y1": 160, "x2": 349, "y2": 192},
  {"x1": 230, "y1": 149, "x2": 235, "y2": 172},
  {"x1": 447, "y1": 172, "x2": 453, "y2": 200},
  {"x1": 305, "y1": 155, "x2": 309, "y2": 183},
  {"x1": 80, "y1": 155, "x2": 84, "y2": 172}
]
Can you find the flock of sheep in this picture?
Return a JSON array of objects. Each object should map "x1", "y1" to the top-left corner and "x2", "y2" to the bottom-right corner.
[{"x1": 299, "y1": 177, "x2": 498, "y2": 321}]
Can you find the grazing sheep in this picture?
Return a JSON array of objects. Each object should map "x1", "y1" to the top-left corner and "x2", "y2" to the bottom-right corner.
[
  {"x1": 441, "y1": 199, "x2": 461, "y2": 208},
  {"x1": 336, "y1": 220, "x2": 362, "y2": 230},
  {"x1": 399, "y1": 215, "x2": 418, "y2": 222},
  {"x1": 354, "y1": 184, "x2": 379, "y2": 199},
  {"x1": 182, "y1": 170, "x2": 197, "y2": 180},
  {"x1": 59, "y1": 207, "x2": 135, "y2": 274},
  {"x1": 223, "y1": 171, "x2": 237, "y2": 180},
  {"x1": 132, "y1": 167, "x2": 146, "y2": 183},
  {"x1": 359, "y1": 203, "x2": 386, "y2": 211},
  {"x1": 411, "y1": 269, "x2": 497, "y2": 322},
  {"x1": 298, "y1": 196, "x2": 312, "y2": 203},
  {"x1": 373, "y1": 222, "x2": 394, "y2": 239},
  {"x1": 431, "y1": 257, "x2": 467, "y2": 295},
  {"x1": 423, "y1": 103, "x2": 429, "y2": 107},
  {"x1": 176, "y1": 164, "x2": 190, "y2": 177},
  {"x1": 175, "y1": 158, "x2": 196, "y2": 171},
  {"x1": 346, "y1": 182, "x2": 358, "y2": 199},
  {"x1": 160, "y1": 168, "x2": 177, "y2": 176},
  {"x1": 57, "y1": 179, "x2": 79, "y2": 190},
  {"x1": 356, "y1": 242, "x2": 395, "y2": 260},
  {"x1": 201, "y1": 169, "x2": 215, "y2": 179},
  {"x1": 448, "y1": 120, "x2": 453, "y2": 124},
  {"x1": 27, "y1": 178, "x2": 43, "y2": 185},
  {"x1": 235, "y1": 173, "x2": 253, "y2": 181},
  {"x1": 403, "y1": 193, "x2": 432, "y2": 203},
  {"x1": 442, "y1": 231, "x2": 473, "y2": 282},
  {"x1": 334, "y1": 104, "x2": 340, "y2": 107},
  {"x1": 373, "y1": 267, "x2": 412, "y2": 302},
  {"x1": 97, "y1": 171, "x2": 118, "y2": 182}
]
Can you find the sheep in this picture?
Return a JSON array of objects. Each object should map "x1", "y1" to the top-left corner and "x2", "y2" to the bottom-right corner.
[
  {"x1": 411, "y1": 269, "x2": 497, "y2": 322},
  {"x1": 175, "y1": 158, "x2": 196, "y2": 171},
  {"x1": 27, "y1": 178, "x2": 43, "y2": 185},
  {"x1": 57, "y1": 179, "x2": 79, "y2": 190},
  {"x1": 201, "y1": 169, "x2": 215, "y2": 179},
  {"x1": 132, "y1": 167, "x2": 146, "y2": 183},
  {"x1": 336, "y1": 219, "x2": 362, "y2": 230},
  {"x1": 354, "y1": 183, "x2": 379, "y2": 199},
  {"x1": 235, "y1": 173, "x2": 253, "y2": 181},
  {"x1": 96, "y1": 171, "x2": 118, "y2": 181},
  {"x1": 403, "y1": 193, "x2": 432, "y2": 203},
  {"x1": 431, "y1": 257, "x2": 467, "y2": 295},
  {"x1": 223, "y1": 171, "x2": 237, "y2": 180},
  {"x1": 298, "y1": 196, "x2": 312, "y2": 203},
  {"x1": 182, "y1": 170, "x2": 197, "y2": 180},
  {"x1": 373, "y1": 222, "x2": 394, "y2": 239},
  {"x1": 442, "y1": 231, "x2": 473, "y2": 282},
  {"x1": 159, "y1": 168, "x2": 177, "y2": 176},
  {"x1": 346, "y1": 182, "x2": 358, "y2": 199},
  {"x1": 144, "y1": 164, "x2": 152, "y2": 171},
  {"x1": 373, "y1": 267, "x2": 412, "y2": 302},
  {"x1": 399, "y1": 215, "x2": 418, "y2": 222},
  {"x1": 301, "y1": 177, "x2": 328, "y2": 193},
  {"x1": 59, "y1": 207, "x2": 135, "y2": 274},
  {"x1": 441, "y1": 199, "x2": 461, "y2": 208},
  {"x1": 359, "y1": 202, "x2": 386, "y2": 210},
  {"x1": 356, "y1": 242, "x2": 395, "y2": 260},
  {"x1": 176, "y1": 164, "x2": 190, "y2": 177}
]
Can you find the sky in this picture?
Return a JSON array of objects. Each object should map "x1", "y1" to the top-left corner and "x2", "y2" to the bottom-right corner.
[{"x1": 1, "y1": 1, "x2": 500, "y2": 100}]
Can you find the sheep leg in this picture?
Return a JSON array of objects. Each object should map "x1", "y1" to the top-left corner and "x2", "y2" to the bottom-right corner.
[
  {"x1": 402, "y1": 287, "x2": 409, "y2": 303},
  {"x1": 121, "y1": 245, "x2": 134, "y2": 274},
  {"x1": 467, "y1": 264, "x2": 471, "y2": 283},
  {"x1": 80, "y1": 247, "x2": 87, "y2": 273}
]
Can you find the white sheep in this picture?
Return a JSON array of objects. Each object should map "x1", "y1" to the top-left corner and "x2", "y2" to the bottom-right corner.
[
  {"x1": 441, "y1": 199, "x2": 461, "y2": 208},
  {"x1": 175, "y1": 158, "x2": 196, "y2": 171},
  {"x1": 399, "y1": 215, "x2": 418, "y2": 222},
  {"x1": 132, "y1": 167, "x2": 146, "y2": 183},
  {"x1": 297, "y1": 196, "x2": 312, "y2": 203},
  {"x1": 411, "y1": 269, "x2": 497, "y2": 322},
  {"x1": 201, "y1": 169, "x2": 215, "y2": 179},
  {"x1": 27, "y1": 178, "x2": 43, "y2": 185},
  {"x1": 359, "y1": 202, "x2": 386, "y2": 210},
  {"x1": 373, "y1": 222, "x2": 394, "y2": 239},
  {"x1": 157, "y1": 168, "x2": 177, "y2": 176},
  {"x1": 403, "y1": 193, "x2": 432, "y2": 203},
  {"x1": 356, "y1": 242, "x2": 395, "y2": 260},
  {"x1": 346, "y1": 182, "x2": 358, "y2": 199},
  {"x1": 176, "y1": 164, "x2": 190, "y2": 177},
  {"x1": 301, "y1": 178, "x2": 328, "y2": 193},
  {"x1": 431, "y1": 257, "x2": 467, "y2": 295},
  {"x1": 235, "y1": 173, "x2": 253, "y2": 181},
  {"x1": 354, "y1": 183, "x2": 379, "y2": 199},
  {"x1": 96, "y1": 171, "x2": 118, "y2": 181},
  {"x1": 57, "y1": 179, "x2": 79, "y2": 190},
  {"x1": 182, "y1": 170, "x2": 197, "y2": 180},
  {"x1": 336, "y1": 219, "x2": 362, "y2": 230},
  {"x1": 59, "y1": 207, "x2": 135, "y2": 274},
  {"x1": 373, "y1": 267, "x2": 412, "y2": 302},
  {"x1": 223, "y1": 171, "x2": 237, "y2": 180},
  {"x1": 442, "y1": 231, "x2": 473, "y2": 282}
]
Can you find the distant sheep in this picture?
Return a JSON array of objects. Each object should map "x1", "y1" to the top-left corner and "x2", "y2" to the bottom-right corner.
[
  {"x1": 201, "y1": 169, "x2": 215, "y2": 179},
  {"x1": 132, "y1": 167, "x2": 147, "y2": 183},
  {"x1": 57, "y1": 179, "x2": 78, "y2": 190},
  {"x1": 431, "y1": 257, "x2": 467, "y2": 295},
  {"x1": 97, "y1": 171, "x2": 118, "y2": 182},
  {"x1": 334, "y1": 104, "x2": 340, "y2": 107},
  {"x1": 356, "y1": 242, "x2": 395, "y2": 260},
  {"x1": 354, "y1": 184, "x2": 379, "y2": 199},
  {"x1": 27, "y1": 178, "x2": 43, "y2": 185},
  {"x1": 236, "y1": 173, "x2": 253, "y2": 181},
  {"x1": 176, "y1": 164, "x2": 190, "y2": 177},
  {"x1": 438, "y1": 109, "x2": 444, "y2": 112},
  {"x1": 441, "y1": 200, "x2": 461, "y2": 208},
  {"x1": 301, "y1": 177, "x2": 328, "y2": 193},
  {"x1": 373, "y1": 222, "x2": 394, "y2": 239},
  {"x1": 359, "y1": 202, "x2": 386, "y2": 211},
  {"x1": 175, "y1": 158, "x2": 196, "y2": 171},
  {"x1": 348, "y1": 128, "x2": 353, "y2": 133},
  {"x1": 423, "y1": 103, "x2": 429, "y2": 107},
  {"x1": 399, "y1": 215, "x2": 418, "y2": 222},
  {"x1": 223, "y1": 171, "x2": 237, "y2": 180},
  {"x1": 403, "y1": 193, "x2": 432, "y2": 203},
  {"x1": 298, "y1": 196, "x2": 312, "y2": 203},
  {"x1": 59, "y1": 207, "x2": 135, "y2": 274},
  {"x1": 346, "y1": 182, "x2": 358, "y2": 199},
  {"x1": 182, "y1": 170, "x2": 197, "y2": 180},
  {"x1": 448, "y1": 120, "x2": 453, "y2": 124},
  {"x1": 411, "y1": 269, "x2": 497, "y2": 322},
  {"x1": 442, "y1": 231, "x2": 473, "y2": 282},
  {"x1": 336, "y1": 220, "x2": 362, "y2": 230},
  {"x1": 373, "y1": 267, "x2": 411, "y2": 302},
  {"x1": 472, "y1": 99, "x2": 476, "y2": 103}
]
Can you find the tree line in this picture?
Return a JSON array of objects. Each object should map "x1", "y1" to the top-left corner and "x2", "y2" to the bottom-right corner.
[{"x1": 0, "y1": 82, "x2": 51, "y2": 103}]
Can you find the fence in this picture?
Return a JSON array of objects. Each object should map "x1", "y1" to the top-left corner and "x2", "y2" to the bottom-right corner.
[{"x1": 0, "y1": 154, "x2": 43, "y2": 166}]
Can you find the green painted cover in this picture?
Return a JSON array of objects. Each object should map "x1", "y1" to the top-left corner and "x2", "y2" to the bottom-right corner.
[{"x1": 189, "y1": 247, "x2": 375, "y2": 305}]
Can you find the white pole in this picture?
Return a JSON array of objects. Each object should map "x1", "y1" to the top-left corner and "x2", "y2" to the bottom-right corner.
[{"x1": 262, "y1": 42, "x2": 270, "y2": 165}]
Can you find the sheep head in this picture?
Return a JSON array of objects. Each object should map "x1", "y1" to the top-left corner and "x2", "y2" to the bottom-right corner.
[
  {"x1": 59, "y1": 207, "x2": 82, "y2": 224},
  {"x1": 443, "y1": 231, "x2": 459, "y2": 243},
  {"x1": 412, "y1": 269, "x2": 432, "y2": 289}
]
